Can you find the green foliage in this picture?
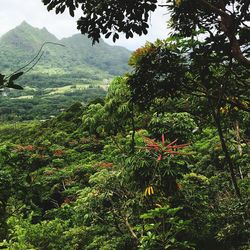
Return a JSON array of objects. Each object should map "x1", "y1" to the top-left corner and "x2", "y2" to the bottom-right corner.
[
  {"x1": 0, "y1": 83, "x2": 249, "y2": 249},
  {"x1": 137, "y1": 205, "x2": 193, "y2": 250},
  {"x1": 104, "y1": 76, "x2": 133, "y2": 134},
  {"x1": 149, "y1": 112, "x2": 197, "y2": 142},
  {"x1": 82, "y1": 103, "x2": 106, "y2": 136},
  {"x1": 42, "y1": 0, "x2": 250, "y2": 69},
  {"x1": 128, "y1": 41, "x2": 186, "y2": 107},
  {"x1": 43, "y1": 0, "x2": 157, "y2": 43},
  {"x1": 1, "y1": 217, "x2": 71, "y2": 249},
  {"x1": 0, "y1": 16, "x2": 249, "y2": 249}
]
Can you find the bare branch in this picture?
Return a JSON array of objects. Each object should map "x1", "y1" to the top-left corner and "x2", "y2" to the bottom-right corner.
[{"x1": 125, "y1": 216, "x2": 138, "y2": 240}]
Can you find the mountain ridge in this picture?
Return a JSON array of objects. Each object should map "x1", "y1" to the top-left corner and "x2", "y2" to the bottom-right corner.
[
  {"x1": 0, "y1": 21, "x2": 131, "y2": 86},
  {"x1": 0, "y1": 21, "x2": 130, "y2": 51}
]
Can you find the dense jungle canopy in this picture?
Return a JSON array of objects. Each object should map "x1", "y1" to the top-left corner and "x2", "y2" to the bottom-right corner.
[{"x1": 0, "y1": 0, "x2": 249, "y2": 249}]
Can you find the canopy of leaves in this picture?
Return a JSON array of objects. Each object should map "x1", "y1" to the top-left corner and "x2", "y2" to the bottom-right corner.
[
  {"x1": 43, "y1": 0, "x2": 157, "y2": 43},
  {"x1": 43, "y1": 0, "x2": 250, "y2": 68},
  {"x1": 128, "y1": 40, "x2": 187, "y2": 107},
  {"x1": 128, "y1": 37, "x2": 250, "y2": 112}
]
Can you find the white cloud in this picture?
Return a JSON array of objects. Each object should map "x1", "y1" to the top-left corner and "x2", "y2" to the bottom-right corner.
[
  {"x1": 0, "y1": 0, "x2": 170, "y2": 50},
  {"x1": 0, "y1": 0, "x2": 78, "y2": 37}
]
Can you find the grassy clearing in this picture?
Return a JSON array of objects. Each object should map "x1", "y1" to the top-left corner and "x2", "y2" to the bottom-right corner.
[
  {"x1": 11, "y1": 95, "x2": 34, "y2": 99},
  {"x1": 45, "y1": 84, "x2": 90, "y2": 95},
  {"x1": 45, "y1": 83, "x2": 109, "y2": 95}
]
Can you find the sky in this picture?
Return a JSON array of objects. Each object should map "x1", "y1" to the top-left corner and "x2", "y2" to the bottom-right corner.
[{"x1": 0, "y1": 0, "x2": 170, "y2": 50}]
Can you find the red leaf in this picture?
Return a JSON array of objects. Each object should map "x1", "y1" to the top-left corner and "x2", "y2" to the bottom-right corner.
[
  {"x1": 166, "y1": 139, "x2": 178, "y2": 147},
  {"x1": 157, "y1": 154, "x2": 162, "y2": 161},
  {"x1": 161, "y1": 134, "x2": 165, "y2": 146},
  {"x1": 169, "y1": 143, "x2": 190, "y2": 149}
]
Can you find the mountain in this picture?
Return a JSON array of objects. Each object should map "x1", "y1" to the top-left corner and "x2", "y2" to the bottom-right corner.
[
  {"x1": 0, "y1": 21, "x2": 131, "y2": 88},
  {"x1": 0, "y1": 21, "x2": 59, "y2": 51},
  {"x1": 0, "y1": 22, "x2": 131, "y2": 121},
  {"x1": 61, "y1": 34, "x2": 131, "y2": 75}
]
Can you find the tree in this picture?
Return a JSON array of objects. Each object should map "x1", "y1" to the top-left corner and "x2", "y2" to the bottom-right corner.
[
  {"x1": 126, "y1": 36, "x2": 250, "y2": 198},
  {"x1": 42, "y1": 0, "x2": 250, "y2": 69},
  {"x1": 42, "y1": 0, "x2": 157, "y2": 42},
  {"x1": 167, "y1": 0, "x2": 250, "y2": 68}
]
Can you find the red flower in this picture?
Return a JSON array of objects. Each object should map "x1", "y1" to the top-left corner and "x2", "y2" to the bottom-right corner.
[
  {"x1": 142, "y1": 134, "x2": 190, "y2": 161},
  {"x1": 95, "y1": 162, "x2": 113, "y2": 168},
  {"x1": 53, "y1": 150, "x2": 65, "y2": 156},
  {"x1": 24, "y1": 145, "x2": 36, "y2": 151}
]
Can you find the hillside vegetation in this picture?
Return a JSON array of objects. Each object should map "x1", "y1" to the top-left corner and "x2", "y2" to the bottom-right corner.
[
  {"x1": 0, "y1": 11, "x2": 249, "y2": 249},
  {"x1": 0, "y1": 72, "x2": 249, "y2": 249}
]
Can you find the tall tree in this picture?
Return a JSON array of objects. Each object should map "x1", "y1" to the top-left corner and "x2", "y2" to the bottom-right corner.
[
  {"x1": 127, "y1": 36, "x2": 249, "y2": 198},
  {"x1": 42, "y1": 0, "x2": 250, "y2": 68}
]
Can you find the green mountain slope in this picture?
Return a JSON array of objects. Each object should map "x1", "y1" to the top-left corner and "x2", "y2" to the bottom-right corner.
[
  {"x1": 0, "y1": 21, "x2": 131, "y2": 88},
  {"x1": 0, "y1": 21, "x2": 60, "y2": 71},
  {"x1": 61, "y1": 34, "x2": 130, "y2": 75},
  {"x1": 0, "y1": 22, "x2": 131, "y2": 121}
]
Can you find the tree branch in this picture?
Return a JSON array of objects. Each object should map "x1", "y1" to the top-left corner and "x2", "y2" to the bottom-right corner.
[
  {"x1": 209, "y1": 99, "x2": 241, "y2": 199},
  {"x1": 197, "y1": 0, "x2": 250, "y2": 69},
  {"x1": 125, "y1": 216, "x2": 138, "y2": 240},
  {"x1": 198, "y1": 0, "x2": 228, "y2": 17}
]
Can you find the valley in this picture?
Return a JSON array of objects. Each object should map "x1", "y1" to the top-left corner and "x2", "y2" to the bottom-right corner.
[
  {"x1": 0, "y1": 1, "x2": 249, "y2": 248},
  {"x1": 0, "y1": 21, "x2": 131, "y2": 121}
]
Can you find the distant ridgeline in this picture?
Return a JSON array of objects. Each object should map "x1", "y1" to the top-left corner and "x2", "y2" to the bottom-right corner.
[{"x1": 0, "y1": 21, "x2": 131, "y2": 121}]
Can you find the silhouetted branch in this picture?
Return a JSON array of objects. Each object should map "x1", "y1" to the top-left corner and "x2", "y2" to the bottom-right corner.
[{"x1": 6, "y1": 42, "x2": 65, "y2": 79}]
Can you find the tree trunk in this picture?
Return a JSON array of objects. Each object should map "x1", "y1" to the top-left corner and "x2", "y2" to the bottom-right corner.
[
  {"x1": 130, "y1": 102, "x2": 136, "y2": 154},
  {"x1": 210, "y1": 102, "x2": 241, "y2": 198},
  {"x1": 234, "y1": 120, "x2": 244, "y2": 179}
]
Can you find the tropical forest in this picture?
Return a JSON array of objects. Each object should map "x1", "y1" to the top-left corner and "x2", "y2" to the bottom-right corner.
[{"x1": 0, "y1": 0, "x2": 249, "y2": 249}]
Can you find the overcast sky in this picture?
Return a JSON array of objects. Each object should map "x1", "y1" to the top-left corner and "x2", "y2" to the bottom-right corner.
[{"x1": 0, "y1": 0, "x2": 170, "y2": 50}]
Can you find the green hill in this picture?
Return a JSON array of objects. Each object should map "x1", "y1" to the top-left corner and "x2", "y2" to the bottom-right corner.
[
  {"x1": 61, "y1": 34, "x2": 130, "y2": 75},
  {"x1": 0, "y1": 22, "x2": 131, "y2": 121},
  {"x1": 0, "y1": 21, "x2": 131, "y2": 88}
]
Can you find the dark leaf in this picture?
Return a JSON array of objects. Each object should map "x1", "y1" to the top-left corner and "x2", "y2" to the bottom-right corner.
[
  {"x1": 42, "y1": 0, "x2": 51, "y2": 5},
  {"x1": 7, "y1": 84, "x2": 23, "y2": 90},
  {"x1": 60, "y1": 5, "x2": 66, "y2": 13},
  {"x1": 69, "y1": 8, "x2": 75, "y2": 17},
  {"x1": 0, "y1": 74, "x2": 5, "y2": 84},
  {"x1": 113, "y1": 33, "x2": 119, "y2": 42},
  {"x1": 9, "y1": 72, "x2": 24, "y2": 82},
  {"x1": 105, "y1": 32, "x2": 112, "y2": 39}
]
